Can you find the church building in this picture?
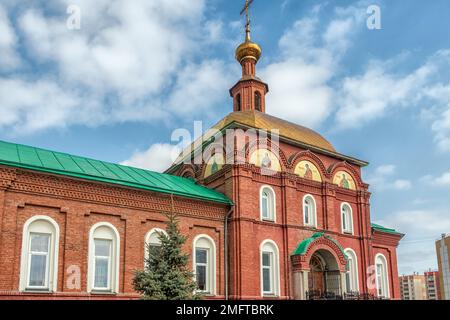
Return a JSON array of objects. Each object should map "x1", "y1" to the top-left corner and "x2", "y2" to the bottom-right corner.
[{"x1": 0, "y1": 9, "x2": 403, "y2": 300}]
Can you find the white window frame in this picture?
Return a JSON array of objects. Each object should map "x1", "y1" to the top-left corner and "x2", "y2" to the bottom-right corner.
[
  {"x1": 303, "y1": 195, "x2": 317, "y2": 227},
  {"x1": 93, "y1": 239, "x2": 112, "y2": 291},
  {"x1": 260, "y1": 240, "x2": 280, "y2": 297},
  {"x1": 344, "y1": 248, "x2": 359, "y2": 293},
  {"x1": 341, "y1": 203, "x2": 354, "y2": 234},
  {"x1": 87, "y1": 222, "x2": 120, "y2": 294},
  {"x1": 375, "y1": 253, "x2": 390, "y2": 298},
  {"x1": 260, "y1": 186, "x2": 276, "y2": 222},
  {"x1": 192, "y1": 235, "x2": 216, "y2": 296},
  {"x1": 20, "y1": 216, "x2": 60, "y2": 292},
  {"x1": 144, "y1": 228, "x2": 167, "y2": 266}
]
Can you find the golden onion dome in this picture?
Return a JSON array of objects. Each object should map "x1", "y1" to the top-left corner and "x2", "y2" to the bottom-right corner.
[{"x1": 235, "y1": 40, "x2": 262, "y2": 63}]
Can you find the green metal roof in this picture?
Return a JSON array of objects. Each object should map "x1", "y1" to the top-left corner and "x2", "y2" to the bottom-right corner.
[
  {"x1": 371, "y1": 223, "x2": 402, "y2": 235},
  {"x1": 293, "y1": 233, "x2": 347, "y2": 259},
  {"x1": 0, "y1": 140, "x2": 232, "y2": 205}
]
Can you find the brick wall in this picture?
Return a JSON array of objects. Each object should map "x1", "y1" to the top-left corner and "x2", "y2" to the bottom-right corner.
[{"x1": 0, "y1": 166, "x2": 228, "y2": 299}]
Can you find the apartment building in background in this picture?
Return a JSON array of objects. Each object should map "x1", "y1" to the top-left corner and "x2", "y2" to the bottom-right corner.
[
  {"x1": 400, "y1": 270, "x2": 441, "y2": 300},
  {"x1": 424, "y1": 270, "x2": 441, "y2": 300},
  {"x1": 436, "y1": 234, "x2": 450, "y2": 300},
  {"x1": 400, "y1": 274, "x2": 427, "y2": 300}
]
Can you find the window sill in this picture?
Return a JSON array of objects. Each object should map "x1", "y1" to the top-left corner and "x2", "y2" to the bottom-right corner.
[
  {"x1": 262, "y1": 219, "x2": 275, "y2": 223},
  {"x1": 90, "y1": 290, "x2": 117, "y2": 295},
  {"x1": 262, "y1": 294, "x2": 279, "y2": 299},
  {"x1": 24, "y1": 289, "x2": 52, "y2": 293}
]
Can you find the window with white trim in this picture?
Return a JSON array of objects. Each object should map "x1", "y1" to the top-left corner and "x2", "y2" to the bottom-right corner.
[
  {"x1": 375, "y1": 254, "x2": 390, "y2": 298},
  {"x1": 193, "y1": 235, "x2": 216, "y2": 295},
  {"x1": 88, "y1": 223, "x2": 120, "y2": 293},
  {"x1": 341, "y1": 203, "x2": 353, "y2": 234},
  {"x1": 20, "y1": 216, "x2": 59, "y2": 292},
  {"x1": 260, "y1": 186, "x2": 275, "y2": 222},
  {"x1": 260, "y1": 240, "x2": 280, "y2": 297},
  {"x1": 303, "y1": 195, "x2": 317, "y2": 227},
  {"x1": 344, "y1": 249, "x2": 359, "y2": 293},
  {"x1": 144, "y1": 228, "x2": 167, "y2": 265}
]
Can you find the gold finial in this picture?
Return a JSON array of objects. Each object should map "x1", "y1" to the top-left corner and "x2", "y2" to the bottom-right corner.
[
  {"x1": 235, "y1": 0, "x2": 261, "y2": 63},
  {"x1": 240, "y1": 0, "x2": 254, "y2": 42}
]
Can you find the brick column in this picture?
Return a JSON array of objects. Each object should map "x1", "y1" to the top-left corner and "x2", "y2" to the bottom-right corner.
[
  {"x1": 0, "y1": 199, "x2": 19, "y2": 290},
  {"x1": 323, "y1": 183, "x2": 337, "y2": 231}
]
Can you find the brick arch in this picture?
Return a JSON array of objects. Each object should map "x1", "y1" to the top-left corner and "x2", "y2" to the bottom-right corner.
[
  {"x1": 245, "y1": 138, "x2": 289, "y2": 171},
  {"x1": 289, "y1": 150, "x2": 329, "y2": 179},
  {"x1": 291, "y1": 235, "x2": 348, "y2": 272},
  {"x1": 328, "y1": 161, "x2": 363, "y2": 189},
  {"x1": 200, "y1": 143, "x2": 229, "y2": 178},
  {"x1": 179, "y1": 165, "x2": 196, "y2": 180}
]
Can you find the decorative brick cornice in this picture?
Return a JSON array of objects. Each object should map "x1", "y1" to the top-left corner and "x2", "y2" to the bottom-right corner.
[
  {"x1": 5, "y1": 169, "x2": 227, "y2": 220},
  {"x1": 0, "y1": 167, "x2": 17, "y2": 190}
]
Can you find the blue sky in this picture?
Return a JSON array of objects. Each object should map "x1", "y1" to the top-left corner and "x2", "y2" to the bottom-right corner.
[{"x1": 1, "y1": 0, "x2": 450, "y2": 275}]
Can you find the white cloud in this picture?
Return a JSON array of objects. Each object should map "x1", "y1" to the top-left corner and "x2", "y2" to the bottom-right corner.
[
  {"x1": 121, "y1": 143, "x2": 181, "y2": 173},
  {"x1": 0, "y1": 78, "x2": 83, "y2": 133},
  {"x1": 262, "y1": 3, "x2": 367, "y2": 128},
  {"x1": 0, "y1": 0, "x2": 233, "y2": 134},
  {"x1": 422, "y1": 171, "x2": 450, "y2": 186},
  {"x1": 167, "y1": 60, "x2": 234, "y2": 116},
  {"x1": 432, "y1": 108, "x2": 450, "y2": 152},
  {"x1": 335, "y1": 49, "x2": 450, "y2": 154},
  {"x1": 0, "y1": 5, "x2": 20, "y2": 69},
  {"x1": 378, "y1": 209, "x2": 450, "y2": 273},
  {"x1": 335, "y1": 59, "x2": 434, "y2": 128},
  {"x1": 366, "y1": 164, "x2": 411, "y2": 191},
  {"x1": 392, "y1": 179, "x2": 412, "y2": 190},
  {"x1": 375, "y1": 164, "x2": 396, "y2": 175}
]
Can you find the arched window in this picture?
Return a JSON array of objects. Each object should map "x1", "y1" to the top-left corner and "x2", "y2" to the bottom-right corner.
[
  {"x1": 344, "y1": 249, "x2": 359, "y2": 293},
  {"x1": 88, "y1": 222, "x2": 120, "y2": 293},
  {"x1": 341, "y1": 203, "x2": 353, "y2": 234},
  {"x1": 260, "y1": 240, "x2": 280, "y2": 297},
  {"x1": 260, "y1": 186, "x2": 276, "y2": 222},
  {"x1": 144, "y1": 228, "x2": 167, "y2": 265},
  {"x1": 375, "y1": 254, "x2": 390, "y2": 298},
  {"x1": 193, "y1": 235, "x2": 216, "y2": 295},
  {"x1": 20, "y1": 216, "x2": 60, "y2": 292},
  {"x1": 236, "y1": 94, "x2": 242, "y2": 111},
  {"x1": 254, "y1": 91, "x2": 261, "y2": 111},
  {"x1": 303, "y1": 195, "x2": 317, "y2": 227}
]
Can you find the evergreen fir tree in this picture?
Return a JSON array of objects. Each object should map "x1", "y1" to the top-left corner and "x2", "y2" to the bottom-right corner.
[{"x1": 133, "y1": 213, "x2": 202, "y2": 300}]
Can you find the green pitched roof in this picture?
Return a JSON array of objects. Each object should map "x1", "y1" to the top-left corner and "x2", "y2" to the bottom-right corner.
[
  {"x1": 371, "y1": 223, "x2": 402, "y2": 235},
  {"x1": 0, "y1": 140, "x2": 232, "y2": 205}
]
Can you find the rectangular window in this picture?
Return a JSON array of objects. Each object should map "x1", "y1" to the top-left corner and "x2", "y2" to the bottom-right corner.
[
  {"x1": 196, "y1": 248, "x2": 209, "y2": 293},
  {"x1": 262, "y1": 196, "x2": 269, "y2": 219},
  {"x1": 28, "y1": 233, "x2": 50, "y2": 289},
  {"x1": 262, "y1": 252, "x2": 273, "y2": 295},
  {"x1": 345, "y1": 263, "x2": 352, "y2": 292},
  {"x1": 305, "y1": 205, "x2": 310, "y2": 225},
  {"x1": 94, "y1": 239, "x2": 112, "y2": 290},
  {"x1": 376, "y1": 264, "x2": 383, "y2": 297}
]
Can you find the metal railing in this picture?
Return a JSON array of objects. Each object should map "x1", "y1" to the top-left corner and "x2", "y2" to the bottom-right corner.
[{"x1": 306, "y1": 290, "x2": 383, "y2": 300}]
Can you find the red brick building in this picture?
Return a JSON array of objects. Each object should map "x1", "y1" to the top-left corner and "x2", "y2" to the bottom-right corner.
[{"x1": 0, "y1": 24, "x2": 403, "y2": 300}]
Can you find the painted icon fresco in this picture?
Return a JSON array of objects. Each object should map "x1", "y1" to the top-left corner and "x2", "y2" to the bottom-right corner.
[
  {"x1": 333, "y1": 171, "x2": 356, "y2": 190},
  {"x1": 294, "y1": 161, "x2": 322, "y2": 182},
  {"x1": 249, "y1": 149, "x2": 281, "y2": 172},
  {"x1": 204, "y1": 153, "x2": 225, "y2": 178}
]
